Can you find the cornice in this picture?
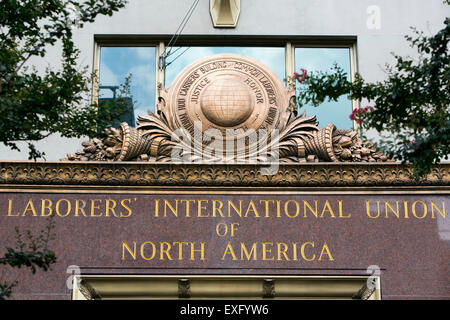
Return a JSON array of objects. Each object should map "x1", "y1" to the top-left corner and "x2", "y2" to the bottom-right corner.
[{"x1": 0, "y1": 161, "x2": 449, "y2": 188}]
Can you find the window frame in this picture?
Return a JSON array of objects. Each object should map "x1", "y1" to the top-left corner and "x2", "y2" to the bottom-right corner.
[
  {"x1": 289, "y1": 41, "x2": 359, "y2": 130},
  {"x1": 93, "y1": 38, "x2": 163, "y2": 109},
  {"x1": 93, "y1": 36, "x2": 358, "y2": 129}
]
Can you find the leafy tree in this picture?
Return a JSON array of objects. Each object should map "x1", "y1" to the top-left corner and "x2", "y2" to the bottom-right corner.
[
  {"x1": 296, "y1": 2, "x2": 449, "y2": 178},
  {"x1": 0, "y1": 0, "x2": 131, "y2": 300},
  {"x1": 0, "y1": 217, "x2": 56, "y2": 300},
  {"x1": 0, "y1": 0, "x2": 130, "y2": 159}
]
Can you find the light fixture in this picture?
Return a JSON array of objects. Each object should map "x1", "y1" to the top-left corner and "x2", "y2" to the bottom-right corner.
[{"x1": 210, "y1": 0, "x2": 240, "y2": 28}]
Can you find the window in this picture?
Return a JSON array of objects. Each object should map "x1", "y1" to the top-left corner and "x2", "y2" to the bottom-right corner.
[
  {"x1": 98, "y1": 46, "x2": 157, "y2": 126},
  {"x1": 95, "y1": 39, "x2": 357, "y2": 130},
  {"x1": 294, "y1": 47, "x2": 353, "y2": 129}
]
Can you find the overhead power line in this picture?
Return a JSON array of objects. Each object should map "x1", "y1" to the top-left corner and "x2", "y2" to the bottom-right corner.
[{"x1": 159, "y1": 0, "x2": 200, "y2": 70}]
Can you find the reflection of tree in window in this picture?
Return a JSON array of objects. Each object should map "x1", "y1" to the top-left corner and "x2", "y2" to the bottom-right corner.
[
  {"x1": 99, "y1": 47, "x2": 156, "y2": 122},
  {"x1": 295, "y1": 48, "x2": 352, "y2": 130},
  {"x1": 98, "y1": 85, "x2": 135, "y2": 127}
]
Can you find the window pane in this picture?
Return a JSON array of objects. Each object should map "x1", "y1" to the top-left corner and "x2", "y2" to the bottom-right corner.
[
  {"x1": 99, "y1": 47, "x2": 156, "y2": 125},
  {"x1": 295, "y1": 48, "x2": 353, "y2": 130},
  {"x1": 165, "y1": 47, "x2": 285, "y2": 87}
]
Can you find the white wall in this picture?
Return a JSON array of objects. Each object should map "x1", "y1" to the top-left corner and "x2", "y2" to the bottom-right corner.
[{"x1": 1, "y1": 0, "x2": 449, "y2": 160}]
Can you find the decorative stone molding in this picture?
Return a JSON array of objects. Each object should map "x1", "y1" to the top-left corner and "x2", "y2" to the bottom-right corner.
[
  {"x1": 262, "y1": 279, "x2": 275, "y2": 298},
  {"x1": 79, "y1": 279, "x2": 101, "y2": 300},
  {"x1": 74, "y1": 275, "x2": 377, "y2": 300},
  {"x1": 1, "y1": 161, "x2": 449, "y2": 188},
  {"x1": 178, "y1": 279, "x2": 191, "y2": 298}
]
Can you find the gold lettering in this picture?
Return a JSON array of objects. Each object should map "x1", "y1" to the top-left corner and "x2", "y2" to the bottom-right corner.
[
  {"x1": 105, "y1": 199, "x2": 118, "y2": 217},
  {"x1": 319, "y1": 242, "x2": 334, "y2": 261},
  {"x1": 140, "y1": 241, "x2": 156, "y2": 260},
  {"x1": 222, "y1": 242, "x2": 237, "y2": 260},
  {"x1": 292, "y1": 242, "x2": 298, "y2": 260},
  {"x1": 216, "y1": 222, "x2": 227, "y2": 237},
  {"x1": 160, "y1": 242, "x2": 173, "y2": 260},
  {"x1": 277, "y1": 243, "x2": 290, "y2": 261},
  {"x1": 56, "y1": 199, "x2": 71, "y2": 217},
  {"x1": 320, "y1": 201, "x2": 335, "y2": 218},
  {"x1": 262, "y1": 242, "x2": 274, "y2": 260},
  {"x1": 338, "y1": 200, "x2": 351, "y2": 218},
  {"x1": 259, "y1": 200, "x2": 274, "y2": 217},
  {"x1": 276, "y1": 200, "x2": 281, "y2": 217},
  {"x1": 431, "y1": 201, "x2": 445, "y2": 218},
  {"x1": 197, "y1": 200, "x2": 209, "y2": 217},
  {"x1": 75, "y1": 200, "x2": 87, "y2": 217},
  {"x1": 284, "y1": 200, "x2": 299, "y2": 218},
  {"x1": 7, "y1": 199, "x2": 19, "y2": 216},
  {"x1": 173, "y1": 242, "x2": 188, "y2": 260},
  {"x1": 366, "y1": 200, "x2": 380, "y2": 218},
  {"x1": 385, "y1": 201, "x2": 400, "y2": 218},
  {"x1": 22, "y1": 199, "x2": 37, "y2": 216},
  {"x1": 230, "y1": 223, "x2": 239, "y2": 237},
  {"x1": 303, "y1": 200, "x2": 318, "y2": 218},
  {"x1": 154, "y1": 199, "x2": 159, "y2": 217},
  {"x1": 228, "y1": 200, "x2": 242, "y2": 217},
  {"x1": 190, "y1": 242, "x2": 205, "y2": 260},
  {"x1": 241, "y1": 242, "x2": 257, "y2": 260},
  {"x1": 412, "y1": 200, "x2": 427, "y2": 219},
  {"x1": 244, "y1": 200, "x2": 260, "y2": 217},
  {"x1": 404, "y1": 200, "x2": 409, "y2": 218},
  {"x1": 120, "y1": 199, "x2": 133, "y2": 217},
  {"x1": 90, "y1": 199, "x2": 102, "y2": 217},
  {"x1": 164, "y1": 199, "x2": 178, "y2": 217},
  {"x1": 122, "y1": 241, "x2": 136, "y2": 260},
  {"x1": 301, "y1": 242, "x2": 315, "y2": 261},
  {"x1": 181, "y1": 199, "x2": 195, "y2": 217},
  {"x1": 212, "y1": 200, "x2": 224, "y2": 217},
  {"x1": 41, "y1": 199, "x2": 53, "y2": 217}
]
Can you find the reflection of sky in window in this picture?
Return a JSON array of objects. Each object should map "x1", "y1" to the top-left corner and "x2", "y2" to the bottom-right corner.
[
  {"x1": 295, "y1": 48, "x2": 353, "y2": 130},
  {"x1": 165, "y1": 47, "x2": 285, "y2": 87},
  {"x1": 99, "y1": 47, "x2": 156, "y2": 116}
]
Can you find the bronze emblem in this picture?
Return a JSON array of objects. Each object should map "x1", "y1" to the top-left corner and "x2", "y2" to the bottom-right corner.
[
  {"x1": 166, "y1": 54, "x2": 290, "y2": 134},
  {"x1": 158, "y1": 54, "x2": 292, "y2": 157}
]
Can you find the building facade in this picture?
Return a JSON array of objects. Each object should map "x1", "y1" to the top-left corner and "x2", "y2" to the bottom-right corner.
[
  {"x1": 1, "y1": 0, "x2": 449, "y2": 160},
  {"x1": 0, "y1": 0, "x2": 449, "y2": 301}
]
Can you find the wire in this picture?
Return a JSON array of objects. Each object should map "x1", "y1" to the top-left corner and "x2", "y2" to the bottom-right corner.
[
  {"x1": 162, "y1": 0, "x2": 200, "y2": 66},
  {"x1": 166, "y1": 46, "x2": 184, "y2": 57},
  {"x1": 166, "y1": 0, "x2": 200, "y2": 56},
  {"x1": 165, "y1": 0, "x2": 197, "y2": 50},
  {"x1": 165, "y1": 47, "x2": 191, "y2": 67},
  {"x1": 168, "y1": 0, "x2": 200, "y2": 53}
]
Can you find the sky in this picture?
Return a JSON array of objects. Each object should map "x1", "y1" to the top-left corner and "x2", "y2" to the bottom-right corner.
[
  {"x1": 99, "y1": 46, "x2": 352, "y2": 129},
  {"x1": 99, "y1": 47, "x2": 156, "y2": 118},
  {"x1": 164, "y1": 46, "x2": 285, "y2": 86}
]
